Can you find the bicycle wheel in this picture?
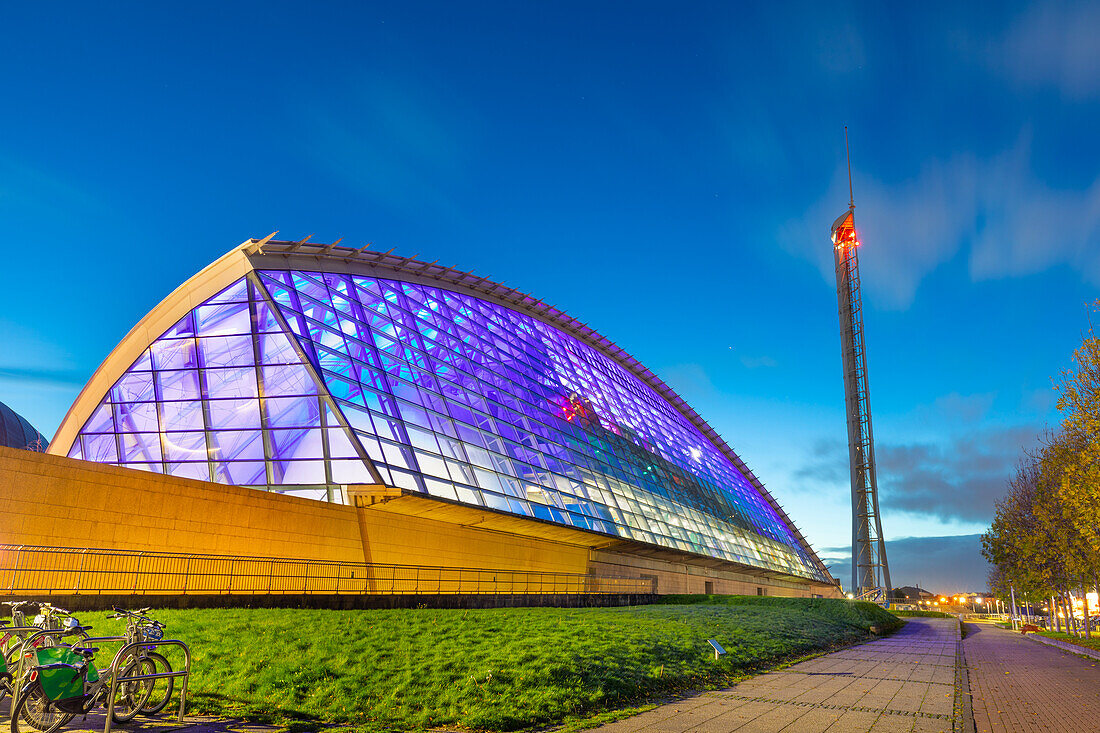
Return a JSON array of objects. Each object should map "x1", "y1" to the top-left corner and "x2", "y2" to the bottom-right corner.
[
  {"x1": 110, "y1": 658, "x2": 155, "y2": 723},
  {"x1": 9, "y1": 684, "x2": 73, "y2": 733},
  {"x1": 138, "y1": 652, "x2": 173, "y2": 715}
]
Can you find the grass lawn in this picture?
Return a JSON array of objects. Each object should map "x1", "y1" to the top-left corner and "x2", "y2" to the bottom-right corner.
[
  {"x1": 1034, "y1": 630, "x2": 1100, "y2": 652},
  {"x1": 74, "y1": 596, "x2": 898, "y2": 732}
]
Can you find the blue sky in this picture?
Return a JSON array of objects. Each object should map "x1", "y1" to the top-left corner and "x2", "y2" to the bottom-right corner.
[{"x1": 3, "y1": 1, "x2": 1097, "y2": 591}]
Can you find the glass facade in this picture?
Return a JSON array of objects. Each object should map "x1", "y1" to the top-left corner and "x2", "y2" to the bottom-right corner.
[{"x1": 66, "y1": 269, "x2": 826, "y2": 581}]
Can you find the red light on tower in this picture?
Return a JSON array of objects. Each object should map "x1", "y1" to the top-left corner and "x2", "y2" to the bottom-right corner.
[{"x1": 831, "y1": 210, "x2": 858, "y2": 250}]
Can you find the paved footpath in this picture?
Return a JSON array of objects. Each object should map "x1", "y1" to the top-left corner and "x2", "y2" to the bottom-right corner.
[
  {"x1": 592, "y1": 618, "x2": 959, "y2": 733},
  {"x1": 964, "y1": 622, "x2": 1100, "y2": 732}
]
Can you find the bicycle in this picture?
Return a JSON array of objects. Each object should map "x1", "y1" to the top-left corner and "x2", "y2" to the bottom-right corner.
[
  {"x1": 106, "y1": 608, "x2": 174, "y2": 715},
  {"x1": 0, "y1": 602, "x2": 63, "y2": 706},
  {"x1": 9, "y1": 623, "x2": 152, "y2": 733}
]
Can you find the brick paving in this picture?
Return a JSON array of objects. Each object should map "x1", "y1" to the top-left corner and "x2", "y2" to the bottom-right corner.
[
  {"x1": 964, "y1": 622, "x2": 1100, "y2": 732},
  {"x1": 590, "y1": 618, "x2": 959, "y2": 733}
]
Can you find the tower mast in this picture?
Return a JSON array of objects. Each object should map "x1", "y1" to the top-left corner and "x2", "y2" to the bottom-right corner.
[{"x1": 831, "y1": 128, "x2": 891, "y2": 600}]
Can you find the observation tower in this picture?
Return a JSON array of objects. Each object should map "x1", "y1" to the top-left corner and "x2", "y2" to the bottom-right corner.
[{"x1": 831, "y1": 131, "x2": 891, "y2": 600}]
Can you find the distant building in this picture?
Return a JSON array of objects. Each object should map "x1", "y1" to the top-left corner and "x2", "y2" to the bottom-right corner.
[
  {"x1": 893, "y1": 585, "x2": 935, "y2": 601},
  {"x1": 0, "y1": 400, "x2": 47, "y2": 452}
]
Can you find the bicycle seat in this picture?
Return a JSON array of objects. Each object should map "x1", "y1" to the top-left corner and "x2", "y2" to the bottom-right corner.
[
  {"x1": 0, "y1": 619, "x2": 9, "y2": 626},
  {"x1": 72, "y1": 647, "x2": 98, "y2": 658}
]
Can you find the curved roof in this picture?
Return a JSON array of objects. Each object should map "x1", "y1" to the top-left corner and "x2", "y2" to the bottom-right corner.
[
  {"x1": 50, "y1": 236, "x2": 834, "y2": 582},
  {"x1": 1, "y1": 400, "x2": 47, "y2": 452}
]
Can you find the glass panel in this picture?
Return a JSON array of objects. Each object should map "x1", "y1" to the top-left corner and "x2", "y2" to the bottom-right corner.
[
  {"x1": 206, "y1": 279, "x2": 249, "y2": 304},
  {"x1": 119, "y1": 432, "x2": 162, "y2": 463},
  {"x1": 163, "y1": 314, "x2": 195, "y2": 340},
  {"x1": 265, "y1": 396, "x2": 321, "y2": 428},
  {"x1": 326, "y1": 427, "x2": 360, "y2": 458},
  {"x1": 254, "y1": 300, "x2": 282, "y2": 333},
  {"x1": 150, "y1": 338, "x2": 198, "y2": 370},
  {"x1": 204, "y1": 367, "x2": 258, "y2": 400},
  {"x1": 206, "y1": 398, "x2": 261, "y2": 430},
  {"x1": 112, "y1": 372, "x2": 156, "y2": 403},
  {"x1": 156, "y1": 369, "x2": 201, "y2": 401},
  {"x1": 198, "y1": 335, "x2": 254, "y2": 369},
  {"x1": 330, "y1": 458, "x2": 374, "y2": 484},
  {"x1": 166, "y1": 462, "x2": 211, "y2": 481},
  {"x1": 163, "y1": 431, "x2": 208, "y2": 462},
  {"x1": 125, "y1": 462, "x2": 162, "y2": 474},
  {"x1": 114, "y1": 402, "x2": 159, "y2": 433},
  {"x1": 214, "y1": 461, "x2": 266, "y2": 485},
  {"x1": 84, "y1": 401, "x2": 115, "y2": 433},
  {"x1": 195, "y1": 301, "x2": 251, "y2": 336},
  {"x1": 82, "y1": 433, "x2": 118, "y2": 462},
  {"x1": 262, "y1": 364, "x2": 318, "y2": 396},
  {"x1": 160, "y1": 401, "x2": 205, "y2": 431},
  {"x1": 269, "y1": 428, "x2": 324, "y2": 461},
  {"x1": 271, "y1": 459, "x2": 326, "y2": 484},
  {"x1": 208, "y1": 430, "x2": 265, "y2": 462},
  {"x1": 258, "y1": 331, "x2": 300, "y2": 365}
]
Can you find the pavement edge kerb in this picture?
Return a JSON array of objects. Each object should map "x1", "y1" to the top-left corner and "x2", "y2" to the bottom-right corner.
[
  {"x1": 1023, "y1": 632, "x2": 1100, "y2": 661},
  {"x1": 955, "y1": 620, "x2": 975, "y2": 733}
]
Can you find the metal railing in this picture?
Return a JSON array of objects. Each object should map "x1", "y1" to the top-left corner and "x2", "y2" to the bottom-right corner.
[{"x1": 0, "y1": 545, "x2": 656, "y2": 596}]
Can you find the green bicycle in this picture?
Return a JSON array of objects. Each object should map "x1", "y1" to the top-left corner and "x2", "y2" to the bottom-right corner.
[{"x1": 9, "y1": 623, "x2": 152, "y2": 733}]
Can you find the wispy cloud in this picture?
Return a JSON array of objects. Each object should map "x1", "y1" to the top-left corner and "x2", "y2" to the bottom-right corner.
[
  {"x1": 0, "y1": 154, "x2": 104, "y2": 219},
  {"x1": 0, "y1": 367, "x2": 87, "y2": 388},
  {"x1": 992, "y1": 2, "x2": 1100, "y2": 99},
  {"x1": 917, "y1": 392, "x2": 997, "y2": 424},
  {"x1": 302, "y1": 76, "x2": 476, "y2": 219},
  {"x1": 739, "y1": 354, "x2": 777, "y2": 369},
  {"x1": 780, "y1": 135, "x2": 1100, "y2": 309}
]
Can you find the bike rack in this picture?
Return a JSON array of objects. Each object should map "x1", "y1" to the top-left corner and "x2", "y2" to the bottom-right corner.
[
  {"x1": 0, "y1": 625, "x2": 42, "y2": 691},
  {"x1": 103, "y1": 639, "x2": 191, "y2": 733}
]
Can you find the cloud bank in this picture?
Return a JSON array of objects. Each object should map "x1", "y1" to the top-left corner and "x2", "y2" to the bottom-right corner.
[
  {"x1": 797, "y1": 426, "x2": 1038, "y2": 524},
  {"x1": 780, "y1": 136, "x2": 1100, "y2": 309},
  {"x1": 822, "y1": 533, "x2": 988, "y2": 593}
]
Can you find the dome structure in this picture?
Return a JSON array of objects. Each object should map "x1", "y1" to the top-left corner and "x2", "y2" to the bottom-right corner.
[
  {"x1": 50, "y1": 236, "x2": 832, "y2": 584},
  {"x1": 0, "y1": 400, "x2": 48, "y2": 452}
]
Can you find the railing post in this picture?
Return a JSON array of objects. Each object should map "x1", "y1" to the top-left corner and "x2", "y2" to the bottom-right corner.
[
  {"x1": 7, "y1": 546, "x2": 22, "y2": 592},
  {"x1": 132, "y1": 553, "x2": 143, "y2": 594},
  {"x1": 183, "y1": 555, "x2": 191, "y2": 595},
  {"x1": 75, "y1": 548, "x2": 87, "y2": 594}
]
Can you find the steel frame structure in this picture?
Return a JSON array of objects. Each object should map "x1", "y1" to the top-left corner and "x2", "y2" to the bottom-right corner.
[
  {"x1": 51, "y1": 236, "x2": 834, "y2": 584},
  {"x1": 831, "y1": 182, "x2": 891, "y2": 599}
]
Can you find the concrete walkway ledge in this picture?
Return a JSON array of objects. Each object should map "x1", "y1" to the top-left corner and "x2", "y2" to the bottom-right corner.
[{"x1": 1024, "y1": 632, "x2": 1100, "y2": 661}]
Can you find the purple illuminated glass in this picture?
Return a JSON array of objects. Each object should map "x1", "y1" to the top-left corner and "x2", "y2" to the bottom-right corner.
[
  {"x1": 67, "y1": 266, "x2": 825, "y2": 581},
  {"x1": 67, "y1": 276, "x2": 364, "y2": 493},
  {"x1": 262, "y1": 268, "x2": 824, "y2": 581}
]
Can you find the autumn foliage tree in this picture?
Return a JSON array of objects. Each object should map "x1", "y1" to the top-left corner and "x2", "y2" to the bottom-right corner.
[{"x1": 982, "y1": 303, "x2": 1100, "y2": 635}]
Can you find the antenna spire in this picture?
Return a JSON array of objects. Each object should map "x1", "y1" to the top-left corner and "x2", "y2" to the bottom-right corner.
[{"x1": 845, "y1": 126, "x2": 854, "y2": 211}]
